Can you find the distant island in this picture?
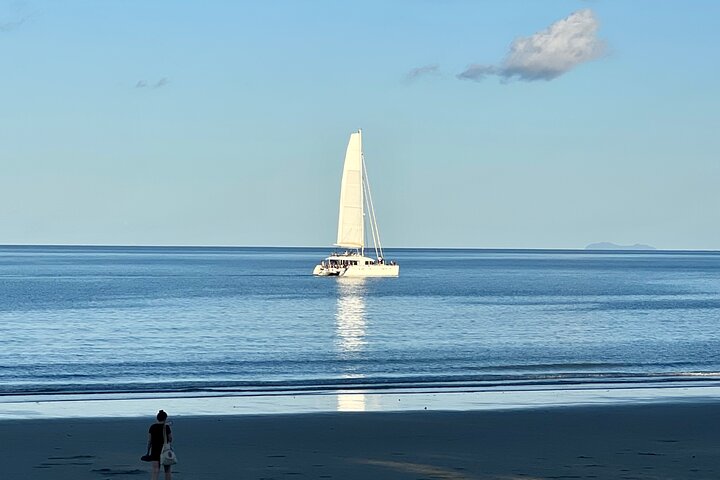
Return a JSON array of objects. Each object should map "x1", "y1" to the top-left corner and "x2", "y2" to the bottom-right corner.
[{"x1": 585, "y1": 242, "x2": 657, "y2": 250}]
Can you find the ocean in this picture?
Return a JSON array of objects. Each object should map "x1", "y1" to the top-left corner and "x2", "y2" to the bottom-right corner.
[{"x1": 1, "y1": 245, "x2": 719, "y2": 406}]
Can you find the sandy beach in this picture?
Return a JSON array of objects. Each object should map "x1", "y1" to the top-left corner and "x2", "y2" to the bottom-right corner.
[{"x1": 1, "y1": 401, "x2": 718, "y2": 479}]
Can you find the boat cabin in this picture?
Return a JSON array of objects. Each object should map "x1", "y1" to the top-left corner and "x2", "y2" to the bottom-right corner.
[{"x1": 322, "y1": 254, "x2": 377, "y2": 267}]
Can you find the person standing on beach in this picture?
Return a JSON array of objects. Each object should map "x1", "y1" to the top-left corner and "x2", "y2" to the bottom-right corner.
[{"x1": 147, "y1": 409, "x2": 173, "y2": 480}]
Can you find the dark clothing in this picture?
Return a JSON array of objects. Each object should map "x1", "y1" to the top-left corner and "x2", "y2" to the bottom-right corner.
[{"x1": 148, "y1": 423, "x2": 172, "y2": 461}]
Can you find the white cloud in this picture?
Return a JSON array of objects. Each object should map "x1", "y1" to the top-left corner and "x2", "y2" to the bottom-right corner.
[
  {"x1": 135, "y1": 78, "x2": 169, "y2": 89},
  {"x1": 0, "y1": 11, "x2": 30, "y2": 32},
  {"x1": 0, "y1": 18, "x2": 24, "y2": 32},
  {"x1": 404, "y1": 64, "x2": 440, "y2": 83},
  {"x1": 459, "y1": 9, "x2": 605, "y2": 82},
  {"x1": 457, "y1": 64, "x2": 497, "y2": 82}
]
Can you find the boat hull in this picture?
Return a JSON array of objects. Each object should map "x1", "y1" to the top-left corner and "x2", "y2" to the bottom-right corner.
[
  {"x1": 340, "y1": 264, "x2": 399, "y2": 277},
  {"x1": 312, "y1": 265, "x2": 340, "y2": 276},
  {"x1": 313, "y1": 263, "x2": 399, "y2": 277}
]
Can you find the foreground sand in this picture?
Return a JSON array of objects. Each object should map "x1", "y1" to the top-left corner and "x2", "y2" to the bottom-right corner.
[{"x1": 1, "y1": 402, "x2": 718, "y2": 479}]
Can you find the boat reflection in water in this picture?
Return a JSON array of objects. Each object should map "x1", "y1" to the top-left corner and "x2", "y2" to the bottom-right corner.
[{"x1": 335, "y1": 278, "x2": 367, "y2": 412}]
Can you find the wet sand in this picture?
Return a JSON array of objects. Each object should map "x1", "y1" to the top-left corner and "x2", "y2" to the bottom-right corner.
[{"x1": 1, "y1": 402, "x2": 718, "y2": 479}]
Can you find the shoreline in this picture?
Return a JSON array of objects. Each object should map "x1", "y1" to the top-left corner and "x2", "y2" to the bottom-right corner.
[
  {"x1": 2, "y1": 402, "x2": 719, "y2": 479},
  {"x1": 5, "y1": 371, "x2": 720, "y2": 396},
  {"x1": 3, "y1": 382, "x2": 720, "y2": 420}
]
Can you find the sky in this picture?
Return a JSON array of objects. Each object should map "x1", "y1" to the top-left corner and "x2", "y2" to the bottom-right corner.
[{"x1": 1, "y1": 1, "x2": 718, "y2": 249}]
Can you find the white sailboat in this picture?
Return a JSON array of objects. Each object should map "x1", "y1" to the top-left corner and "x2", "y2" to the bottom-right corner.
[{"x1": 313, "y1": 130, "x2": 399, "y2": 277}]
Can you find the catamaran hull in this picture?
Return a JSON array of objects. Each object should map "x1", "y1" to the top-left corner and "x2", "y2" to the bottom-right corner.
[
  {"x1": 312, "y1": 265, "x2": 340, "y2": 276},
  {"x1": 341, "y1": 264, "x2": 399, "y2": 277},
  {"x1": 313, "y1": 264, "x2": 399, "y2": 277}
]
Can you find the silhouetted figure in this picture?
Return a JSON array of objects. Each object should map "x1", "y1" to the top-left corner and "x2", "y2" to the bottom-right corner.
[{"x1": 147, "y1": 409, "x2": 173, "y2": 480}]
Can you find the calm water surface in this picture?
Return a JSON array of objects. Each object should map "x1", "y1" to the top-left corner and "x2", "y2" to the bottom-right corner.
[{"x1": 1, "y1": 246, "x2": 719, "y2": 397}]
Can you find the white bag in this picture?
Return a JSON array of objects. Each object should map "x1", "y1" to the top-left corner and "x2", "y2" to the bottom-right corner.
[
  {"x1": 160, "y1": 423, "x2": 177, "y2": 465},
  {"x1": 160, "y1": 443, "x2": 177, "y2": 466}
]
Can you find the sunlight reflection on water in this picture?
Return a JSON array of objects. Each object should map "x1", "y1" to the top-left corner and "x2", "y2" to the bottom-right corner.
[
  {"x1": 334, "y1": 278, "x2": 367, "y2": 356},
  {"x1": 337, "y1": 392, "x2": 366, "y2": 412}
]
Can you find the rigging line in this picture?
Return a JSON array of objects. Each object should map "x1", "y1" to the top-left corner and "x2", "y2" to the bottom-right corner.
[
  {"x1": 363, "y1": 184, "x2": 369, "y2": 257},
  {"x1": 361, "y1": 156, "x2": 374, "y2": 257},
  {"x1": 362, "y1": 172, "x2": 377, "y2": 259},
  {"x1": 362, "y1": 153, "x2": 384, "y2": 260},
  {"x1": 360, "y1": 156, "x2": 365, "y2": 257}
]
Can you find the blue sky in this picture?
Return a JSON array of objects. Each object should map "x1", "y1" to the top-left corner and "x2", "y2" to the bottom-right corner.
[{"x1": 1, "y1": 1, "x2": 718, "y2": 249}]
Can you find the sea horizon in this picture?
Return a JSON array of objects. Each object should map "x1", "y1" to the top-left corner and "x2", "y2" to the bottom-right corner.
[{"x1": 1, "y1": 244, "x2": 718, "y2": 253}]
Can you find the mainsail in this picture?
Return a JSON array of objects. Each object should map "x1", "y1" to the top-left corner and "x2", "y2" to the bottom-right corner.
[{"x1": 335, "y1": 130, "x2": 364, "y2": 249}]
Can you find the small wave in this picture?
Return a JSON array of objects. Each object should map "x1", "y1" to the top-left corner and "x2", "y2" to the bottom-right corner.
[{"x1": 3, "y1": 371, "x2": 720, "y2": 398}]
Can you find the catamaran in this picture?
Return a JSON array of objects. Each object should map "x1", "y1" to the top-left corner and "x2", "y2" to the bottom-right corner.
[{"x1": 312, "y1": 130, "x2": 399, "y2": 277}]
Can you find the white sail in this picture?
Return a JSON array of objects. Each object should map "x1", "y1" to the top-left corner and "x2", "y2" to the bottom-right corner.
[{"x1": 335, "y1": 131, "x2": 364, "y2": 249}]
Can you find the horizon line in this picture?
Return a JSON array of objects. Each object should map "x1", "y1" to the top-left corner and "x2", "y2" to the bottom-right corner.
[{"x1": 0, "y1": 243, "x2": 718, "y2": 253}]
